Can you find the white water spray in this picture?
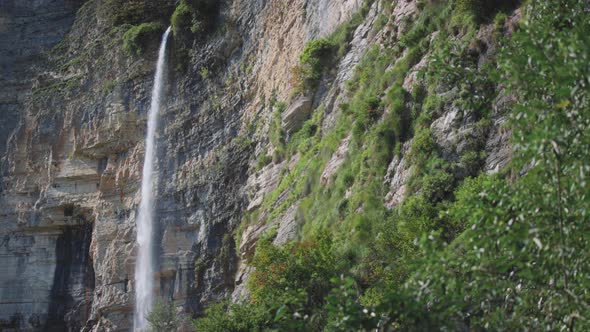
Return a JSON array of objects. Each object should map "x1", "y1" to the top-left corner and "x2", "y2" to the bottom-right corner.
[{"x1": 134, "y1": 26, "x2": 171, "y2": 331}]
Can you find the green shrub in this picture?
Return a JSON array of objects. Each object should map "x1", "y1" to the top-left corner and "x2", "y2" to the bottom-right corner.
[
  {"x1": 248, "y1": 232, "x2": 336, "y2": 300},
  {"x1": 459, "y1": 150, "x2": 484, "y2": 176},
  {"x1": 400, "y1": 194, "x2": 438, "y2": 226},
  {"x1": 272, "y1": 148, "x2": 285, "y2": 164},
  {"x1": 256, "y1": 154, "x2": 272, "y2": 170},
  {"x1": 420, "y1": 168, "x2": 454, "y2": 201},
  {"x1": 200, "y1": 66, "x2": 209, "y2": 79},
  {"x1": 493, "y1": 11, "x2": 507, "y2": 31},
  {"x1": 408, "y1": 127, "x2": 436, "y2": 166},
  {"x1": 123, "y1": 22, "x2": 164, "y2": 55},
  {"x1": 342, "y1": 172, "x2": 355, "y2": 188},
  {"x1": 300, "y1": 39, "x2": 335, "y2": 68},
  {"x1": 147, "y1": 300, "x2": 181, "y2": 332},
  {"x1": 300, "y1": 121, "x2": 318, "y2": 138},
  {"x1": 171, "y1": 0, "x2": 219, "y2": 39},
  {"x1": 455, "y1": 0, "x2": 518, "y2": 23},
  {"x1": 324, "y1": 276, "x2": 378, "y2": 330},
  {"x1": 193, "y1": 301, "x2": 271, "y2": 332},
  {"x1": 365, "y1": 95, "x2": 382, "y2": 121},
  {"x1": 171, "y1": 0, "x2": 193, "y2": 37},
  {"x1": 105, "y1": 0, "x2": 146, "y2": 26},
  {"x1": 292, "y1": 39, "x2": 335, "y2": 92},
  {"x1": 194, "y1": 233, "x2": 340, "y2": 330}
]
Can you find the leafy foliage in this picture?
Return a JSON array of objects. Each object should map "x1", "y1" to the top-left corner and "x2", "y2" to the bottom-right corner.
[
  {"x1": 193, "y1": 301, "x2": 271, "y2": 332},
  {"x1": 105, "y1": 0, "x2": 146, "y2": 26},
  {"x1": 146, "y1": 300, "x2": 182, "y2": 332},
  {"x1": 291, "y1": 39, "x2": 336, "y2": 93},
  {"x1": 382, "y1": 0, "x2": 590, "y2": 329},
  {"x1": 455, "y1": 0, "x2": 520, "y2": 23},
  {"x1": 171, "y1": 0, "x2": 218, "y2": 40},
  {"x1": 291, "y1": 0, "x2": 375, "y2": 94},
  {"x1": 122, "y1": 22, "x2": 164, "y2": 55},
  {"x1": 171, "y1": 1, "x2": 194, "y2": 37}
]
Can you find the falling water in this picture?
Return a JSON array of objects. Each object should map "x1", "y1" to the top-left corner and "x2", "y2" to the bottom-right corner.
[{"x1": 134, "y1": 26, "x2": 171, "y2": 331}]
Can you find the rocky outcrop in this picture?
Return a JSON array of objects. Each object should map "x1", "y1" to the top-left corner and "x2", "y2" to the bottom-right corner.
[
  {"x1": 485, "y1": 92, "x2": 514, "y2": 174},
  {"x1": 0, "y1": 1, "x2": 94, "y2": 330},
  {"x1": 384, "y1": 142, "x2": 412, "y2": 209},
  {"x1": 282, "y1": 95, "x2": 314, "y2": 134},
  {"x1": 0, "y1": 0, "x2": 84, "y2": 158},
  {"x1": 320, "y1": 135, "x2": 351, "y2": 185}
]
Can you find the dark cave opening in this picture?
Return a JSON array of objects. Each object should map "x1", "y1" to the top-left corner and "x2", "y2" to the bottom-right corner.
[{"x1": 44, "y1": 223, "x2": 95, "y2": 332}]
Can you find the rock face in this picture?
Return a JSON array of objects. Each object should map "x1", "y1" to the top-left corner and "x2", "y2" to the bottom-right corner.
[
  {"x1": 0, "y1": 0, "x2": 366, "y2": 330},
  {"x1": 0, "y1": 1, "x2": 93, "y2": 330},
  {"x1": 282, "y1": 95, "x2": 314, "y2": 134},
  {"x1": 0, "y1": 0, "x2": 513, "y2": 330},
  {"x1": 0, "y1": 0, "x2": 83, "y2": 158}
]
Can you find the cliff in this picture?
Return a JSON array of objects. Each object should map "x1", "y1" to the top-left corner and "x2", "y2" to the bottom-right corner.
[
  {"x1": 0, "y1": 0, "x2": 371, "y2": 329},
  {"x1": 3, "y1": 0, "x2": 582, "y2": 331}
]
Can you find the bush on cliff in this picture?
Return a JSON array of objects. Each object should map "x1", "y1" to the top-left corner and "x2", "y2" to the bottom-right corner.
[
  {"x1": 123, "y1": 22, "x2": 164, "y2": 56},
  {"x1": 171, "y1": 0, "x2": 194, "y2": 37},
  {"x1": 171, "y1": 0, "x2": 219, "y2": 40},
  {"x1": 106, "y1": 0, "x2": 146, "y2": 26},
  {"x1": 455, "y1": 0, "x2": 520, "y2": 23},
  {"x1": 147, "y1": 300, "x2": 182, "y2": 332},
  {"x1": 291, "y1": 39, "x2": 336, "y2": 94}
]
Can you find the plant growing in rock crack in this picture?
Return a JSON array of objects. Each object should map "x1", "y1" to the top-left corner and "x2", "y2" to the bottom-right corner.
[{"x1": 291, "y1": 39, "x2": 336, "y2": 94}]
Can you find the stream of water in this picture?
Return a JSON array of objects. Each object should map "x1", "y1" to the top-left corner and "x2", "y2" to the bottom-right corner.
[{"x1": 134, "y1": 26, "x2": 171, "y2": 331}]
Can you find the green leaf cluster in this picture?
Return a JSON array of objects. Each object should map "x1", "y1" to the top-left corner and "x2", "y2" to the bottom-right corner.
[{"x1": 122, "y1": 22, "x2": 164, "y2": 56}]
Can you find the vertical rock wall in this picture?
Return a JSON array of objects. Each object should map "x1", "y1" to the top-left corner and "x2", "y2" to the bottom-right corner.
[{"x1": 0, "y1": 0, "x2": 366, "y2": 329}]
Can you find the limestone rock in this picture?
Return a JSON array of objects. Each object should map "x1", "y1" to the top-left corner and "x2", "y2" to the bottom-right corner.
[
  {"x1": 384, "y1": 142, "x2": 412, "y2": 209},
  {"x1": 282, "y1": 95, "x2": 314, "y2": 134},
  {"x1": 272, "y1": 203, "x2": 301, "y2": 246},
  {"x1": 321, "y1": 135, "x2": 351, "y2": 185},
  {"x1": 485, "y1": 92, "x2": 514, "y2": 173}
]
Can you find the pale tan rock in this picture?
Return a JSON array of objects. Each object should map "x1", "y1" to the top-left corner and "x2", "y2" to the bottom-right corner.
[
  {"x1": 320, "y1": 135, "x2": 351, "y2": 185},
  {"x1": 384, "y1": 142, "x2": 412, "y2": 209},
  {"x1": 282, "y1": 95, "x2": 314, "y2": 134}
]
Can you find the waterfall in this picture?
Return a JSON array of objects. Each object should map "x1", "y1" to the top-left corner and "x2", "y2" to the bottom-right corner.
[{"x1": 134, "y1": 26, "x2": 171, "y2": 331}]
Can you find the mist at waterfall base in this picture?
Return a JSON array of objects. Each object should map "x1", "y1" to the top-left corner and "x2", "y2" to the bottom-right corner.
[{"x1": 134, "y1": 26, "x2": 171, "y2": 331}]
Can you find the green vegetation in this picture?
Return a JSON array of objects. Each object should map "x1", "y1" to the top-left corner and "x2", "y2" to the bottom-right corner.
[
  {"x1": 193, "y1": 0, "x2": 589, "y2": 330},
  {"x1": 171, "y1": 0, "x2": 195, "y2": 37},
  {"x1": 171, "y1": 0, "x2": 218, "y2": 40},
  {"x1": 147, "y1": 300, "x2": 182, "y2": 332},
  {"x1": 123, "y1": 22, "x2": 164, "y2": 55},
  {"x1": 255, "y1": 154, "x2": 272, "y2": 170},
  {"x1": 105, "y1": 0, "x2": 146, "y2": 26},
  {"x1": 101, "y1": 79, "x2": 118, "y2": 96},
  {"x1": 32, "y1": 76, "x2": 83, "y2": 99},
  {"x1": 199, "y1": 66, "x2": 209, "y2": 79},
  {"x1": 291, "y1": 39, "x2": 336, "y2": 93},
  {"x1": 455, "y1": 0, "x2": 519, "y2": 23},
  {"x1": 291, "y1": 0, "x2": 375, "y2": 94}
]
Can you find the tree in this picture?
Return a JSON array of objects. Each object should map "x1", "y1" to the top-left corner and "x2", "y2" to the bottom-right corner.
[{"x1": 146, "y1": 299, "x2": 181, "y2": 332}]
